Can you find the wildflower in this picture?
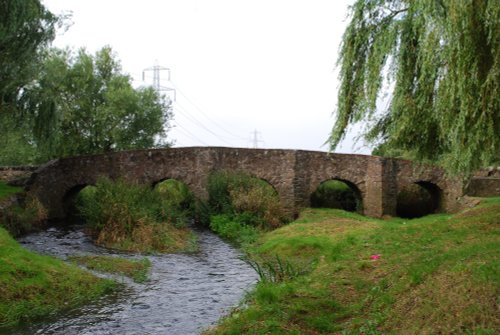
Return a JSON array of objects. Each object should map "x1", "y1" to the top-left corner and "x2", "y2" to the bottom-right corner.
[{"x1": 370, "y1": 254, "x2": 381, "y2": 260}]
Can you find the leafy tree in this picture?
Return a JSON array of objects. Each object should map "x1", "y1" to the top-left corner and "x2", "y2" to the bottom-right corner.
[
  {"x1": 0, "y1": 113, "x2": 40, "y2": 165},
  {"x1": 330, "y1": 0, "x2": 499, "y2": 175},
  {"x1": 0, "y1": 0, "x2": 59, "y2": 111},
  {"x1": 21, "y1": 46, "x2": 173, "y2": 158}
]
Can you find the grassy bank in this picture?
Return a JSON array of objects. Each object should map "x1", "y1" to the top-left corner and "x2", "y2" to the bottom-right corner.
[
  {"x1": 69, "y1": 255, "x2": 151, "y2": 283},
  {"x1": 0, "y1": 227, "x2": 116, "y2": 330},
  {"x1": 208, "y1": 198, "x2": 500, "y2": 334}
]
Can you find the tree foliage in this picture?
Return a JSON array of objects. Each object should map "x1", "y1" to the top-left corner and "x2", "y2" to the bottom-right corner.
[
  {"x1": 330, "y1": 0, "x2": 499, "y2": 174},
  {"x1": 21, "y1": 46, "x2": 173, "y2": 158},
  {"x1": 0, "y1": 113, "x2": 39, "y2": 165},
  {"x1": 0, "y1": 0, "x2": 58, "y2": 110}
]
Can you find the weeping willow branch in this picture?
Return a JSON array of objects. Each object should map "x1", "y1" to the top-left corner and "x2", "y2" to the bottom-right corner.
[{"x1": 330, "y1": 0, "x2": 499, "y2": 175}]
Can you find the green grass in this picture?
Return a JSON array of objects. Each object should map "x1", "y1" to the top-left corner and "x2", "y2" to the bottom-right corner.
[
  {"x1": 0, "y1": 227, "x2": 116, "y2": 330},
  {"x1": 0, "y1": 181, "x2": 22, "y2": 200},
  {"x1": 209, "y1": 214, "x2": 261, "y2": 247},
  {"x1": 206, "y1": 197, "x2": 500, "y2": 335},
  {"x1": 69, "y1": 255, "x2": 151, "y2": 283}
]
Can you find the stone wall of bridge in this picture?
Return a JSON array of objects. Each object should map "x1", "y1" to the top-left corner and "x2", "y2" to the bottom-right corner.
[{"x1": 25, "y1": 147, "x2": 465, "y2": 220}]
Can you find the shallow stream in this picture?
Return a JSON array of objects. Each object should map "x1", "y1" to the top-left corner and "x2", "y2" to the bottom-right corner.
[{"x1": 12, "y1": 225, "x2": 257, "y2": 335}]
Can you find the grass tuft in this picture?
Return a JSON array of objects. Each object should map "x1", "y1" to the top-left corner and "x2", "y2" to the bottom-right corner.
[{"x1": 246, "y1": 255, "x2": 304, "y2": 283}]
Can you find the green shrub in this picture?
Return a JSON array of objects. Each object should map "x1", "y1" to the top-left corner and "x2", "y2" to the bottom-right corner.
[
  {"x1": 230, "y1": 186, "x2": 286, "y2": 229},
  {"x1": 155, "y1": 179, "x2": 196, "y2": 221},
  {"x1": 76, "y1": 177, "x2": 196, "y2": 253},
  {"x1": 209, "y1": 214, "x2": 260, "y2": 247},
  {"x1": 207, "y1": 171, "x2": 247, "y2": 214},
  {"x1": 207, "y1": 171, "x2": 287, "y2": 230},
  {"x1": 0, "y1": 196, "x2": 47, "y2": 236}
]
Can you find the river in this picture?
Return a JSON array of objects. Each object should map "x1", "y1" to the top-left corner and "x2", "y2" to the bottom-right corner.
[{"x1": 12, "y1": 224, "x2": 258, "y2": 335}]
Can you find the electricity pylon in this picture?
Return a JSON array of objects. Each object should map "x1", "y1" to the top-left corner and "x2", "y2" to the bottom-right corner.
[{"x1": 143, "y1": 60, "x2": 176, "y2": 100}]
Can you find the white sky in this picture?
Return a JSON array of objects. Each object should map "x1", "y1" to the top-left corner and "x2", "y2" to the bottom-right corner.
[{"x1": 43, "y1": 0, "x2": 370, "y2": 154}]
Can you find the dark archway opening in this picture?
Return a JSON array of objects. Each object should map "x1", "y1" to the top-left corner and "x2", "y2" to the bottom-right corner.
[
  {"x1": 62, "y1": 184, "x2": 97, "y2": 223},
  {"x1": 396, "y1": 181, "x2": 441, "y2": 218},
  {"x1": 310, "y1": 179, "x2": 363, "y2": 213}
]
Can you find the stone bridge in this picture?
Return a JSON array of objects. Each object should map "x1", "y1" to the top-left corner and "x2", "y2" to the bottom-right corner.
[{"x1": 25, "y1": 147, "x2": 466, "y2": 220}]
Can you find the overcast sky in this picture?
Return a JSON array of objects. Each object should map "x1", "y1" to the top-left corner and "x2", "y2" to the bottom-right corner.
[{"x1": 43, "y1": 0, "x2": 370, "y2": 154}]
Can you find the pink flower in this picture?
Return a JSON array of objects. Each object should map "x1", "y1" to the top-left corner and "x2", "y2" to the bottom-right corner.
[{"x1": 370, "y1": 254, "x2": 381, "y2": 260}]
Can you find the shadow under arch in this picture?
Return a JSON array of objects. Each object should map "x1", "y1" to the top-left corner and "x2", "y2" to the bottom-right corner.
[
  {"x1": 396, "y1": 180, "x2": 442, "y2": 218},
  {"x1": 310, "y1": 178, "x2": 363, "y2": 213},
  {"x1": 61, "y1": 183, "x2": 96, "y2": 223}
]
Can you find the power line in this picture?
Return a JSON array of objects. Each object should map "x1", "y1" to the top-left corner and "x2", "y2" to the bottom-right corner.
[
  {"x1": 173, "y1": 101, "x2": 235, "y2": 146},
  {"x1": 142, "y1": 66, "x2": 239, "y2": 146},
  {"x1": 143, "y1": 68, "x2": 253, "y2": 147},
  {"x1": 172, "y1": 120, "x2": 209, "y2": 146},
  {"x1": 168, "y1": 80, "x2": 248, "y2": 141}
]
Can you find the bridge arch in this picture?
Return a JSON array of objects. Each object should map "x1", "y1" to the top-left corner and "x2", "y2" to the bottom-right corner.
[
  {"x1": 310, "y1": 178, "x2": 363, "y2": 213},
  {"x1": 206, "y1": 168, "x2": 287, "y2": 214},
  {"x1": 61, "y1": 183, "x2": 96, "y2": 221},
  {"x1": 396, "y1": 180, "x2": 443, "y2": 218}
]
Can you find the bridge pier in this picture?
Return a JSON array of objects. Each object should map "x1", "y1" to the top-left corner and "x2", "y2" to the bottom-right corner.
[{"x1": 363, "y1": 158, "x2": 398, "y2": 217}]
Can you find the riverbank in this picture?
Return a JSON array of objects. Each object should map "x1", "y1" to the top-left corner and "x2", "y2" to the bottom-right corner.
[
  {"x1": 0, "y1": 181, "x2": 117, "y2": 330},
  {"x1": 0, "y1": 226, "x2": 116, "y2": 330},
  {"x1": 208, "y1": 197, "x2": 500, "y2": 334},
  {"x1": 0, "y1": 177, "x2": 201, "y2": 332}
]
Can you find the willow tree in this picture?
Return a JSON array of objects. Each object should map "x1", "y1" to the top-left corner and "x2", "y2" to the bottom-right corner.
[
  {"x1": 21, "y1": 47, "x2": 173, "y2": 159},
  {"x1": 0, "y1": 0, "x2": 58, "y2": 111},
  {"x1": 330, "y1": 0, "x2": 499, "y2": 175}
]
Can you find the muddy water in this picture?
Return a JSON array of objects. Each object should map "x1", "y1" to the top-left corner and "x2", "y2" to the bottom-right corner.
[{"x1": 13, "y1": 225, "x2": 257, "y2": 335}]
